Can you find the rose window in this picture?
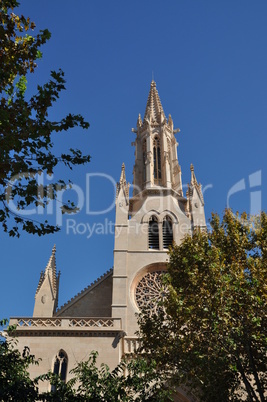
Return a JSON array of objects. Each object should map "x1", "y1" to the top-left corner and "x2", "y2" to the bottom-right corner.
[{"x1": 135, "y1": 270, "x2": 167, "y2": 313}]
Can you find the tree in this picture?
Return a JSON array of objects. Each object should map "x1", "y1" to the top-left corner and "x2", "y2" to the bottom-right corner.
[
  {"x1": 0, "y1": 321, "x2": 171, "y2": 402},
  {"x1": 138, "y1": 210, "x2": 267, "y2": 402},
  {"x1": 40, "y1": 351, "x2": 171, "y2": 402},
  {"x1": 0, "y1": 319, "x2": 39, "y2": 401},
  {"x1": 0, "y1": 0, "x2": 90, "y2": 237}
]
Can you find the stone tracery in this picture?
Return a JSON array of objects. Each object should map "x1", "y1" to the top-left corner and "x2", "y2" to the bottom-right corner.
[{"x1": 135, "y1": 270, "x2": 167, "y2": 313}]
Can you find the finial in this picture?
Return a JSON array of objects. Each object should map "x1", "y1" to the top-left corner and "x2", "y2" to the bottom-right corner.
[
  {"x1": 168, "y1": 114, "x2": 173, "y2": 128},
  {"x1": 137, "y1": 113, "x2": 142, "y2": 127},
  {"x1": 52, "y1": 244, "x2": 56, "y2": 254},
  {"x1": 119, "y1": 163, "x2": 126, "y2": 184},
  {"x1": 152, "y1": 71, "x2": 154, "y2": 82},
  {"x1": 190, "y1": 163, "x2": 194, "y2": 171}
]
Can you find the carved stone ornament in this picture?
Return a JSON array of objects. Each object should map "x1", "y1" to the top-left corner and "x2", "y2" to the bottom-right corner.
[{"x1": 135, "y1": 270, "x2": 168, "y2": 314}]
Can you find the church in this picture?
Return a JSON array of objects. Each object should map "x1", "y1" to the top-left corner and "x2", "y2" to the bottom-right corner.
[{"x1": 10, "y1": 81, "x2": 206, "y2": 400}]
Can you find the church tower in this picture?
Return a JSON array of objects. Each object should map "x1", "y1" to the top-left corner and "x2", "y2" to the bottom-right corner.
[
  {"x1": 10, "y1": 81, "x2": 206, "y2": 400},
  {"x1": 112, "y1": 80, "x2": 206, "y2": 338},
  {"x1": 132, "y1": 80, "x2": 183, "y2": 194}
]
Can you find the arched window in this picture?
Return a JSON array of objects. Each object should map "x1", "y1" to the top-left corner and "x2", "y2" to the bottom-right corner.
[
  {"x1": 153, "y1": 136, "x2": 161, "y2": 184},
  {"x1": 149, "y1": 216, "x2": 159, "y2": 249},
  {"x1": 51, "y1": 350, "x2": 68, "y2": 390},
  {"x1": 142, "y1": 139, "x2": 146, "y2": 183},
  {"x1": 163, "y1": 216, "x2": 173, "y2": 248}
]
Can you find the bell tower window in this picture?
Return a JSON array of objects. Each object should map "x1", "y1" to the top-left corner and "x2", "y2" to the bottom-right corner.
[
  {"x1": 162, "y1": 216, "x2": 173, "y2": 249},
  {"x1": 148, "y1": 216, "x2": 159, "y2": 249},
  {"x1": 153, "y1": 136, "x2": 161, "y2": 184}
]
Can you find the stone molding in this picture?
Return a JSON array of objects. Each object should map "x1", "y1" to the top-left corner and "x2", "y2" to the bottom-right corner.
[{"x1": 9, "y1": 317, "x2": 122, "y2": 337}]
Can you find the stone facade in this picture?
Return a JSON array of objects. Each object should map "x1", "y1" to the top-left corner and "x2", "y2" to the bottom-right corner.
[{"x1": 10, "y1": 81, "x2": 206, "y2": 401}]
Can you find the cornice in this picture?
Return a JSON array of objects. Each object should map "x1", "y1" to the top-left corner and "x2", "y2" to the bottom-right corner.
[{"x1": 8, "y1": 317, "x2": 122, "y2": 338}]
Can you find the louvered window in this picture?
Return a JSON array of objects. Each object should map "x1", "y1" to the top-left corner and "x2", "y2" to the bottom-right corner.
[
  {"x1": 163, "y1": 216, "x2": 173, "y2": 248},
  {"x1": 149, "y1": 216, "x2": 159, "y2": 249}
]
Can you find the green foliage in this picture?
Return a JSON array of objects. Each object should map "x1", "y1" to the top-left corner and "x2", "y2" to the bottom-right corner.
[
  {"x1": 0, "y1": 320, "x2": 39, "y2": 401},
  {"x1": 0, "y1": 1, "x2": 90, "y2": 236},
  {"x1": 138, "y1": 210, "x2": 267, "y2": 402},
  {"x1": 0, "y1": 323, "x2": 171, "y2": 402},
  {"x1": 40, "y1": 351, "x2": 171, "y2": 402}
]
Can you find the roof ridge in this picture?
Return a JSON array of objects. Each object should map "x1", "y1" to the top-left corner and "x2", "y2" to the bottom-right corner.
[{"x1": 55, "y1": 268, "x2": 113, "y2": 315}]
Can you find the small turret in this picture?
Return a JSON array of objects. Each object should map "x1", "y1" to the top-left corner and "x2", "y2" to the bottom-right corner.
[
  {"x1": 116, "y1": 163, "x2": 129, "y2": 203},
  {"x1": 115, "y1": 163, "x2": 130, "y2": 224},
  {"x1": 114, "y1": 163, "x2": 130, "y2": 251},
  {"x1": 187, "y1": 164, "x2": 206, "y2": 229},
  {"x1": 33, "y1": 245, "x2": 60, "y2": 317}
]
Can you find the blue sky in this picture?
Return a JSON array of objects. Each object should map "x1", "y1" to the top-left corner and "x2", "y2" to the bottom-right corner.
[{"x1": 1, "y1": 0, "x2": 266, "y2": 319}]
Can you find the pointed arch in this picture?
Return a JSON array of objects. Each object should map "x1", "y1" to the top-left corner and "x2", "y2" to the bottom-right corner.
[
  {"x1": 159, "y1": 210, "x2": 178, "y2": 224},
  {"x1": 141, "y1": 210, "x2": 160, "y2": 224},
  {"x1": 148, "y1": 215, "x2": 159, "y2": 249},
  {"x1": 162, "y1": 215, "x2": 173, "y2": 249},
  {"x1": 51, "y1": 349, "x2": 68, "y2": 390},
  {"x1": 153, "y1": 136, "x2": 161, "y2": 184}
]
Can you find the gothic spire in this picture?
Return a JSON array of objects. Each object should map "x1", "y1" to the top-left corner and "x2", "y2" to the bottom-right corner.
[
  {"x1": 116, "y1": 163, "x2": 129, "y2": 201},
  {"x1": 189, "y1": 164, "x2": 204, "y2": 205},
  {"x1": 190, "y1": 163, "x2": 198, "y2": 186},
  {"x1": 35, "y1": 244, "x2": 59, "y2": 300},
  {"x1": 144, "y1": 80, "x2": 166, "y2": 125},
  {"x1": 119, "y1": 163, "x2": 126, "y2": 185},
  {"x1": 33, "y1": 245, "x2": 60, "y2": 317}
]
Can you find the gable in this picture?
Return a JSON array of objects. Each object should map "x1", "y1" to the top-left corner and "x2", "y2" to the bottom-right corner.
[{"x1": 55, "y1": 269, "x2": 113, "y2": 318}]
